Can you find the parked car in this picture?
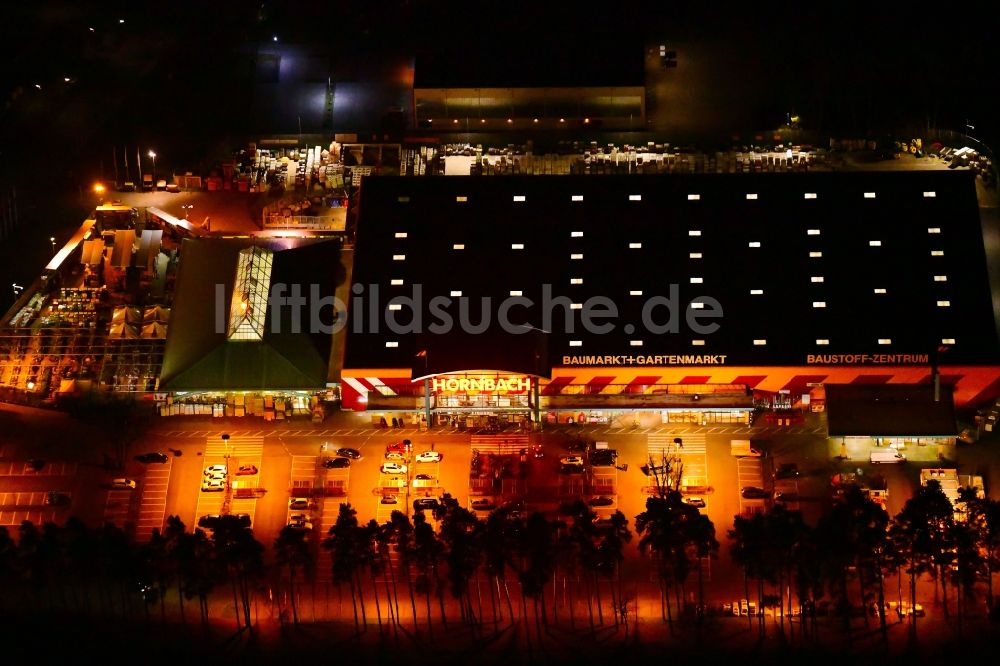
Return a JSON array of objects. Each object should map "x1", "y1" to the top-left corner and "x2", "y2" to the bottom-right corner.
[
  {"x1": 381, "y1": 462, "x2": 407, "y2": 475},
  {"x1": 236, "y1": 464, "x2": 258, "y2": 476},
  {"x1": 288, "y1": 513, "x2": 310, "y2": 523},
  {"x1": 774, "y1": 491, "x2": 799, "y2": 502},
  {"x1": 386, "y1": 441, "x2": 408, "y2": 455},
  {"x1": 135, "y1": 452, "x2": 168, "y2": 464},
  {"x1": 415, "y1": 451, "x2": 442, "y2": 463},
  {"x1": 287, "y1": 520, "x2": 314, "y2": 531},
  {"x1": 288, "y1": 498, "x2": 313, "y2": 510},
  {"x1": 203, "y1": 465, "x2": 227, "y2": 478},
  {"x1": 44, "y1": 491, "x2": 70, "y2": 506},
  {"x1": 741, "y1": 486, "x2": 769, "y2": 500},
  {"x1": 683, "y1": 496, "x2": 706, "y2": 508},
  {"x1": 110, "y1": 478, "x2": 136, "y2": 490},
  {"x1": 470, "y1": 498, "x2": 495, "y2": 511},
  {"x1": 776, "y1": 463, "x2": 800, "y2": 479},
  {"x1": 323, "y1": 457, "x2": 350, "y2": 469},
  {"x1": 413, "y1": 498, "x2": 440, "y2": 512},
  {"x1": 201, "y1": 478, "x2": 225, "y2": 492},
  {"x1": 414, "y1": 473, "x2": 434, "y2": 481},
  {"x1": 197, "y1": 514, "x2": 224, "y2": 529},
  {"x1": 380, "y1": 495, "x2": 399, "y2": 505},
  {"x1": 588, "y1": 496, "x2": 615, "y2": 507},
  {"x1": 337, "y1": 447, "x2": 361, "y2": 459},
  {"x1": 559, "y1": 456, "x2": 585, "y2": 466}
]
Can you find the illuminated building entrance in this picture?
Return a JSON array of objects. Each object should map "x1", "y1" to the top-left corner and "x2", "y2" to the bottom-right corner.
[{"x1": 428, "y1": 371, "x2": 537, "y2": 429}]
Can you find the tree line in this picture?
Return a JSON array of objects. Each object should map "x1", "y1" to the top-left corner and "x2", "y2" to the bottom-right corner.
[{"x1": 0, "y1": 481, "x2": 998, "y2": 647}]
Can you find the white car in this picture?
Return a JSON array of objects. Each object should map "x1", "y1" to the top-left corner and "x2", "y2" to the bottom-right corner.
[
  {"x1": 201, "y1": 478, "x2": 225, "y2": 492},
  {"x1": 110, "y1": 478, "x2": 136, "y2": 490},
  {"x1": 415, "y1": 451, "x2": 442, "y2": 463},
  {"x1": 381, "y1": 462, "x2": 408, "y2": 475},
  {"x1": 204, "y1": 465, "x2": 228, "y2": 478},
  {"x1": 384, "y1": 452, "x2": 406, "y2": 462}
]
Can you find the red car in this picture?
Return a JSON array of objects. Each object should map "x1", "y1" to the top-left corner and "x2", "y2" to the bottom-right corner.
[{"x1": 386, "y1": 439, "x2": 411, "y2": 455}]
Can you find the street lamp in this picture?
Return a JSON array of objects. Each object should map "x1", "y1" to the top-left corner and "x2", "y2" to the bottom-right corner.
[
  {"x1": 221, "y1": 432, "x2": 230, "y2": 461},
  {"x1": 148, "y1": 150, "x2": 157, "y2": 187},
  {"x1": 181, "y1": 204, "x2": 194, "y2": 219},
  {"x1": 93, "y1": 183, "x2": 106, "y2": 203},
  {"x1": 12, "y1": 283, "x2": 23, "y2": 298},
  {"x1": 50, "y1": 237, "x2": 56, "y2": 255}
]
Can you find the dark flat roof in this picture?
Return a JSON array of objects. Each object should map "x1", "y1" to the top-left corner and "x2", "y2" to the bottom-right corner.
[
  {"x1": 345, "y1": 172, "x2": 998, "y2": 374},
  {"x1": 825, "y1": 384, "x2": 956, "y2": 436},
  {"x1": 160, "y1": 238, "x2": 342, "y2": 391},
  {"x1": 414, "y1": 47, "x2": 644, "y2": 88}
]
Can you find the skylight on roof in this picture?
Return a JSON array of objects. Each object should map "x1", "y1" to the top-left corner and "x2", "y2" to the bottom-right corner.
[
  {"x1": 813, "y1": 301, "x2": 826, "y2": 308},
  {"x1": 569, "y1": 340, "x2": 582, "y2": 347},
  {"x1": 750, "y1": 289, "x2": 763, "y2": 295},
  {"x1": 811, "y1": 276, "x2": 824, "y2": 283},
  {"x1": 864, "y1": 192, "x2": 876, "y2": 199},
  {"x1": 385, "y1": 341, "x2": 399, "y2": 348},
  {"x1": 804, "y1": 193, "x2": 817, "y2": 199},
  {"x1": 570, "y1": 278, "x2": 583, "y2": 285},
  {"x1": 874, "y1": 288, "x2": 887, "y2": 294},
  {"x1": 629, "y1": 242, "x2": 643, "y2": 248},
  {"x1": 571, "y1": 231, "x2": 583, "y2": 237},
  {"x1": 923, "y1": 192, "x2": 936, "y2": 198},
  {"x1": 807, "y1": 229, "x2": 821, "y2": 236},
  {"x1": 878, "y1": 338, "x2": 891, "y2": 345},
  {"x1": 809, "y1": 251, "x2": 822, "y2": 258},
  {"x1": 227, "y1": 246, "x2": 273, "y2": 342},
  {"x1": 397, "y1": 196, "x2": 410, "y2": 203},
  {"x1": 869, "y1": 240, "x2": 882, "y2": 247},
  {"x1": 392, "y1": 254, "x2": 406, "y2": 261},
  {"x1": 456, "y1": 196, "x2": 467, "y2": 202},
  {"x1": 629, "y1": 194, "x2": 642, "y2": 201},
  {"x1": 394, "y1": 232, "x2": 408, "y2": 238},
  {"x1": 509, "y1": 290, "x2": 523, "y2": 297},
  {"x1": 630, "y1": 340, "x2": 643, "y2": 346},
  {"x1": 513, "y1": 195, "x2": 526, "y2": 202},
  {"x1": 749, "y1": 241, "x2": 761, "y2": 248},
  {"x1": 928, "y1": 228, "x2": 941, "y2": 234},
  {"x1": 931, "y1": 250, "x2": 944, "y2": 256},
  {"x1": 629, "y1": 290, "x2": 643, "y2": 296},
  {"x1": 453, "y1": 244, "x2": 465, "y2": 250},
  {"x1": 690, "y1": 277, "x2": 703, "y2": 284},
  {"x1": 511, "y1": 243, "x2": 524, "y2": 250},
  {"x1": 571, "y1": 195, "x2": 584, "y2": 202},
  {"x1": 390, "y1": 279, "x2": 404, "y2": 286},
  {"x1": 937, "y1": 300, "x2": 951, "y2": 307},
  {"x1": 746, "y1": 193, "x2": 758, "y2": 200},
  {"x1": 690, "y1": 252, "x2": 703, "y2": 259},
  {"x1": 934, "y1": 275, "x2": 947, "y2": 282},
  {"x1": 571, "y1": 253, "x2": 583, "y2": 260},
  {"x1": 688, "y1": 230, "x2": 701, "y2": 237},
  {"x1": 816, "y1": 339, "x2": 830, "y2": 345},
  {"x1": 753, "y1": 339, "x2": 767, "y2": 345},
  {"x1": 450, "y1": 290, "x2": 462, "y2": 297},
  {"x1": 941, "y1": 338, "x2": 955, "y2": 344},
  {"x1": 687, "y1": 194, "x2": 701, "y2": 201},
  {"x1": 692, "y1": 340, "x2": 705, "y2": 346}
]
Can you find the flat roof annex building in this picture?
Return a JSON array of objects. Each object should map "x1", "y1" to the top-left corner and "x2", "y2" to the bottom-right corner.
[{"x1": 342, "y1": 172, "x2": 1000, "y2": 428}]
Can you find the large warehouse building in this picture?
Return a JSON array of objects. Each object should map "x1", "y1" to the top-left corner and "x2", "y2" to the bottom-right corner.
[{"x1": 342, "y1": 172, "x2": 1000, "y2": 428}]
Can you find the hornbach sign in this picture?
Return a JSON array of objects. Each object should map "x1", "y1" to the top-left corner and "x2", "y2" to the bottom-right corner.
[{"x1": 431, "y1": 376, "x2": 533, "y2": 394}]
